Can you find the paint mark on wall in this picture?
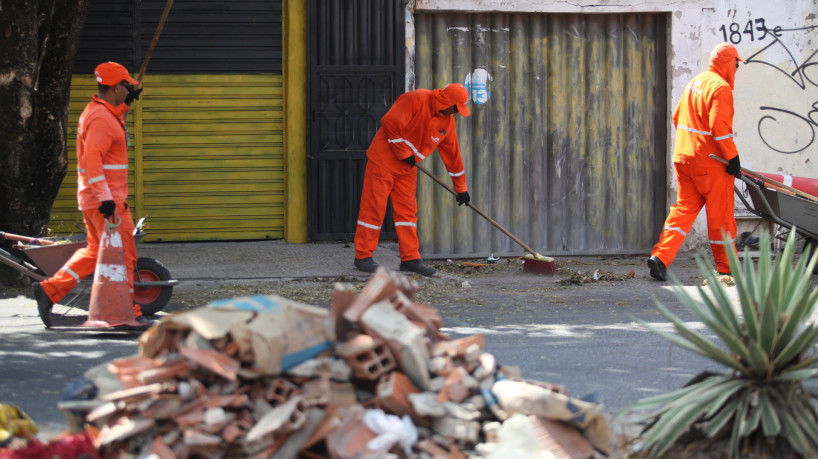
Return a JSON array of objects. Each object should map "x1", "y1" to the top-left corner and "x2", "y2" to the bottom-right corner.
[
  {"x1": 464, "y1": 68, "x2": 492, "y2": 104},
  {"x1": 731, "y1": 18, "x2": 817, "y2": 155}
]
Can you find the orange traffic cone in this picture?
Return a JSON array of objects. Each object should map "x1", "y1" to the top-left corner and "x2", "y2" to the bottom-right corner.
[{"x1": 83, "y1": 217, "x2": 143, "y2": 329}]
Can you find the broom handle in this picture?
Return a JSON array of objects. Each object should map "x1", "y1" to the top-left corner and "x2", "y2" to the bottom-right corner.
[
  {"x1": 416, "y1": 164, "x2": 538, "y2": 257},
  {"x1": 709, "y1": 154, "x2": 818, "y2": 203},
  {"x1": 0, "y1": 232, "x2": 57, "y2": 246},
  {"x1": 138, "y1": 0, "x2": 175, "y2": 83},
  {"x1": 122, "y1": 0, "x2": 174, "y2": 124}
]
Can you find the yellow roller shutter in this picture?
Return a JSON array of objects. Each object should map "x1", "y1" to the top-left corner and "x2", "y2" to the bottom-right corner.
[{"x1": 51, "y1": 74, "x2": 284, "y2": 242}]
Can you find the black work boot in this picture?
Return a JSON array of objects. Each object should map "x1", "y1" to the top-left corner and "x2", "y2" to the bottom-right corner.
[
  {"x1": 135, "y1": 315, "x2": 154, "y2": 325},
  {"x1": 354, "y1": 257, "x2": 379, "y2": 273},
  {"x1": 400, "y1": 259, "x2": 436, "y2": 276},
  {"x1": 647, "y1": 256, "x2": 667, "y2": 281},
  {"x1": 32, "y1": 282, "x2": 54, "y2": 328}
]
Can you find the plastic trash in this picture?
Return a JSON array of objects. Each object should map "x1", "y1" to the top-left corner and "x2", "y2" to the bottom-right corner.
[
  {"x1": 363, "y1": 409, "x2": 418, "y2": 455},
  {"x1": 486, "y1": 413, "x2": 551, "y2": 459}
]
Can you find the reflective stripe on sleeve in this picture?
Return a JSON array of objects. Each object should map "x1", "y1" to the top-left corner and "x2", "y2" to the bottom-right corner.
[
  {"x1": 448, "y1": 170, "x2": 465, "y2": 177},
  {"x1": 394, "y1": 221, "x2": 417, "y2": 228},
  {"x1": 87, "y1": 175, "x2": 106, "y2": 184},
  {"x1": 388, "y1": 138, "x2": 425, "y2": 160},
  {"x1": 710, "y1": 238, "x2": 735, "y2": 245},
  {"x1": 103, "y1": 164, "x2": 129, "y2": 170},
  {"x1": 357, "y1": 220, "x2": 381, "y2": 230},
  {"x1": 677, "y1": 125, "x2": 711, "y2": 136},
  {"x1": 713, "y1": 133, "x2": 736, "y2": 141}
]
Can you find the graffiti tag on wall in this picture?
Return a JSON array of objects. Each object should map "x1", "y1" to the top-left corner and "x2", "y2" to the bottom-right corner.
[{"x1": 720, "y1": 18, "x2": 818, "y2": 154}]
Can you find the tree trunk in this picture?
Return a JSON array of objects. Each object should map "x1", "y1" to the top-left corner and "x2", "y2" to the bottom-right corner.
[{"x1": 0, "y1": 0, "x2": 89, "y2": 286}]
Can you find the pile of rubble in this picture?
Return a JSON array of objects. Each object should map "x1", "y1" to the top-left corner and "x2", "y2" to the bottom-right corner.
[{"x1": 67, "y1": 268, "x2": 611, "y2": 458}]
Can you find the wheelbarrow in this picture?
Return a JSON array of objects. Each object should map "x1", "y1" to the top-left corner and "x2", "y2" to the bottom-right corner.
[
  {"x1": 0, "y1": 217, "x2": 177, "y2": 315},
  {"x1": 722, "y1": 159, "x2": 818, "y2": 273}
]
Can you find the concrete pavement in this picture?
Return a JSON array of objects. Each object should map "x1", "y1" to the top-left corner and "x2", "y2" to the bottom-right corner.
[{"x1": 136, "y1": 239, "x2": 400, "y2": 282}]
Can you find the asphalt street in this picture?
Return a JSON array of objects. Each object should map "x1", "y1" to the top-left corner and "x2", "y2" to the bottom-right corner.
[{"x1": 0, "y1": 240, "x2": 751, "y2": 445}]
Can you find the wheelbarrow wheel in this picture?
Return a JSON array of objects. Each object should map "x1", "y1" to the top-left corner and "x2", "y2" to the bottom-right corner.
[{"x1": 134, "y1": 257, "x2": 173, "y2": 316}]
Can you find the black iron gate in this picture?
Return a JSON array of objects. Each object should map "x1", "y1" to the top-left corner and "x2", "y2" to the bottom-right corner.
[{"x1": 307, "y1": 0, "x2": 405, "y2": 240}]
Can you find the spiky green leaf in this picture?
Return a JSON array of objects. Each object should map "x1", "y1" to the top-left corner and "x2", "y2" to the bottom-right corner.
[
  {"x1": 702, "y1": 397, "x2": 739, "y2": 438},
  {"x1": 774, "y1": 325, "x2": 818, "y2": 370},
  {"x1": 728, "y1": 396, "x2": 750, "y2": 459},
  {"x1": 759, "y1": 391, "x2": 781, "y2": 436},
  {"x1": 780, "y1": 409, "x2": 809, "y2": 455},
  {"x1": 773, "y1": 368, "x2": 818, "y2": 382},
  {"x1": 792, "y1": 393, "x2": 818, "y2": 442},
  {"x1": 741, "y1": 404, "x2": 761, "y2": 437},
  {"x1": 643, "y1": 379, "x2": 736, "y2": 458},
  {"x1": 650, "y1": 302, "x2": 747, "y2": 372}
]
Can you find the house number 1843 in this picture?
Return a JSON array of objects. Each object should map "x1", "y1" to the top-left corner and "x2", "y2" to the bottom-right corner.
[{"x1": 719, "y1": 18, "x2": 783, "y2": 44}]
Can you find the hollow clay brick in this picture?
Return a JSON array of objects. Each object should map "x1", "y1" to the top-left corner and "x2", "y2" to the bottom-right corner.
[
  {"x1": 337, "y1": 334, "x2": 397, "y2": 381},
  {"x1": 360, "y1": 301, "x2": 431, "y2": 390},
  {"x1": 266, "y1": 378, "x2": 300, "y2": 406}
]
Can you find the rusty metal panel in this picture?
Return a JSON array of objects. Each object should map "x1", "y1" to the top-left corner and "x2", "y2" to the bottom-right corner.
[{"x1": 414, "y1": 12, "x2": 667, "y2": 257}]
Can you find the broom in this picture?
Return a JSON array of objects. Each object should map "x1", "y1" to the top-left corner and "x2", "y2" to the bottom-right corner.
[{"x1": 416, "y1": 164, "x2": 556, "y2": 274}]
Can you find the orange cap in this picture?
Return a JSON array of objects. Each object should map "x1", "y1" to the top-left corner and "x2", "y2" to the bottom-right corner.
[
  {"x1": 442, "y1": 83, "x2": 471, "y2": 117},
  {"x1": 94, "y1": 62, "x2": 139, "y2": 86},
  {"x1": 711, "y1": 43, "x2": 746, "y2": 64}
]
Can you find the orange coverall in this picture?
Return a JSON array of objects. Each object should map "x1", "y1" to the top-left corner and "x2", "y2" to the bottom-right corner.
[
  {"x1": 651, "y1": 50, "x2": 741, "y2": 274},
  {"x1": 40, "y1": 96, "x2": 142, "y2": 317},
  {"x1": 355, "y1": 88, "x2": 468, "y2": 262}
]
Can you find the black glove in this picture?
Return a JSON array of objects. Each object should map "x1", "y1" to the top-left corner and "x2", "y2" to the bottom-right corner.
[
  {"x1": 402, "y1": 155, "x2": 416, "y2": 167},
  {"x1": 98, "y1": 200, "x2": 116, "y2": 218},
  {"x1": 456, "y1": 191, "x2": 470, "y2": 206},
  {"x1": 726, "y1": 156, "x2": 742, "y2": 178},
  {"x1": 124, "y1": 87, "x2": 143, "y2": 105}
]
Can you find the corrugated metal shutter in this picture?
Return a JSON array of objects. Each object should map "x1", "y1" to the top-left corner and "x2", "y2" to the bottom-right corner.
[
  {"x1": 57, "y1": 0, "x2": 284, "y2": 241},
  {"x1": 137, "y1": 0, "x2": 282, "y2": 74},
  {"x1": 51, "y1": 74, "x2": 284, "y2": 241},
  {"x1": 74, "y1": 0, "x2": 282, "y2": 75},
  {"x1": 414, "y1": 12, "x2": 667, "y2": 257},
  {"x1": 137, "y1": 74, "x2": 284, "y2": 241}
]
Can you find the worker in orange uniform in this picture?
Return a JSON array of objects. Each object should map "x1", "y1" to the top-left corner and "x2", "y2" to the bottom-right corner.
[
  {"x1": 32, "y1": 62, "x2": 148, "y2": 328},
  {"x1": 648, "y1": 43, "x2": 745, "y2": 281},
  {"x1": 354, "y1": 83, "x2": 472, "y2": 276}
]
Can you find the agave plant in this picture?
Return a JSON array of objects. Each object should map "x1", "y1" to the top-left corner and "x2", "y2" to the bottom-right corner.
[{"x1": 624, "y1": 229, "x2": 818, "y2": 458}]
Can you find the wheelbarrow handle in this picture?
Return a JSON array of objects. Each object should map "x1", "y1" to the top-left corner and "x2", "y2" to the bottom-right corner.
[
  {"x1": 416, "y1": 164, "x2": 539, "y2": 257},
  {"x1": 710, "y1": 154, "x2": 818, "y2": 203},
  {"x1": 0, "y1": 232, "x2": 57, "y2": 246}
]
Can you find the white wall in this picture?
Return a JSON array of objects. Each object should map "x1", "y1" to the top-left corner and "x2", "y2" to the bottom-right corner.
[{"x1": 413, "y1": 0, "x2": 818, "y2": 249}]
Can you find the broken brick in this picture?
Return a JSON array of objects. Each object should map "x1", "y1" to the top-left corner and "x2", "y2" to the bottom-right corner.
[{"x1": 376, "y1": 371, "x2": 425, "y2": 426}]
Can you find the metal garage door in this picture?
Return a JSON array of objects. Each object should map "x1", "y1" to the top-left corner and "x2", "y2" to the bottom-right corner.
[
  {"x1": 414, "y1": 12, "x2": 668, "y2": 257},
  {"x1": 52, "y1": 0, "x2": 283, "y2": 241}
]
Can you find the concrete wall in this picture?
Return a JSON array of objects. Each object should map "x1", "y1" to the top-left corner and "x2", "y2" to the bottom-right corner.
[{"x1": 413, "y1": 0, "x2": 818, "y2": 248}]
